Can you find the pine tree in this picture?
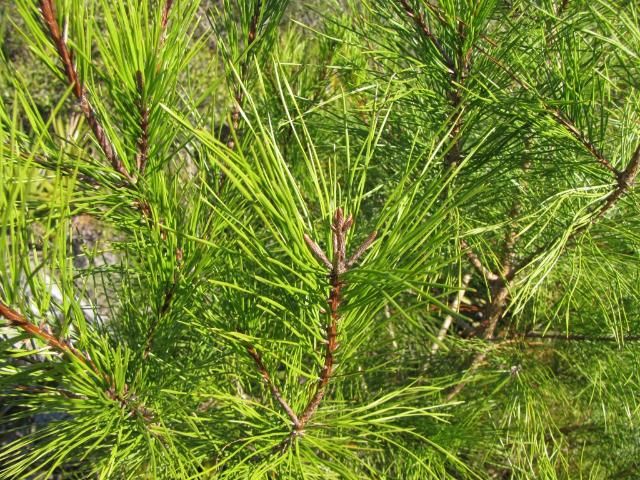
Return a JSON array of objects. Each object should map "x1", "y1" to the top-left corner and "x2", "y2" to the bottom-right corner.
[{"x1": 1, "y1": 0, "x2": 639, "y2": 478}]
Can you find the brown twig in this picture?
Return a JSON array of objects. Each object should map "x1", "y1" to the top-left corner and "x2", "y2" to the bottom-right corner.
[
  {"x1": 218, "y1": 1, "x2": 262, "y2": 191},
  {"x1": 135, "y1": 71, "x2": 150, "y2": 174},
  {"x1": 550, "y1": 110, "x2": 618, "y2": 175},
  {"x1": 39, "y1": 0, "x2": 134, "y2": 184},
  {"x1": 395, "y1": 0, "x2": 473, "y2": 169},
  {"x1": 246, "y1": 345, "x2": 301, "y2": 429},
  {"x1": 297, "y1": 208, "x2": 377, "y2": 431},
  {"x1": 598, "y1": 143, "x2": 640, "y2": 218},
  {"x1": 0, "y1": 300, "x2": 155, "y2": 423},
  {"x1": 473, "y1": 42, "x2": 620, "y2": 177},
  {"x1": 395, "y1": 0, "x2": 455, "y2": 73},
  {"x1": 460, "y1": 239, "x2": 499, "y2": 281},
  {"x1": 161, "y1": 0, "x2": 174, "y2": 31},
  {"x1": 448, "y1": 141, "x2": 638, "y2": 400},
  {"x1": 254, "y1": 209, "x2": 376, "y2": 456},
  {"x1": 448, "y1": 156, "x2": 530, "y2": 399},
  {"x1": 0, "y1": 300, "x2": 88, "y2": 364},
  {"x1": 513, "y1": 141, "x2": 640, "y2": 274}
]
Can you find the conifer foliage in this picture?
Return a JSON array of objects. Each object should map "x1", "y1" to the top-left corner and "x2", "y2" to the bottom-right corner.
[{"x1": 0, "y1": 0, "x2": 639, "y2": 478}]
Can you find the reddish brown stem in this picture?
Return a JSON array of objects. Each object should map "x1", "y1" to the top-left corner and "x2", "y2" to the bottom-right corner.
[
  {"x1": 135, "y1": 71, "x2": 150, "y2": 174},
  {"x1": 1, "y1": 300, "x2": 88, "y2": 364},
  {"x1": 39, "y1": 0, "x2": 133, "y2": 183},
  {"x1": 297, "y1": 209, "x2": 376, "y2": 433},
  {"x1": 246, "y1": 345, "x2": 301, "y2": 429},
  {"x1": 395, "y1": 0, "x2": 455, "y2": 73},
  {"x1": 297, "y1": 275, "x2": 341, "y2": 429},
  {"x1": 0, "y1": 300, "x2": 155, "y2": 422},
  {"x1": 161, "y1": 0, "x2": 174, "y2": 31},
  {"x1": 550, "y1": 110, "x2": 618, "y2": 175}
]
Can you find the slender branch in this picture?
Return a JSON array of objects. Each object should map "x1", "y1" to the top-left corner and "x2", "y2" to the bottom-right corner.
[
  {"x1": 431, "y1": 272, "x2": 472, "y2": 354},
  {"x1": 304, "y1": 234, "x2": 332, "y2": 269},
  {"x1": 394, "y1": 0, "x2": 455, "y2": 73},
  {"x1": 0, "y1": 299, "x2": 155, "y2": 423},
  {"x1": 39, "y1": 0, "x2": 134, "y2": 184},
  {"x1": 268, "y1": 209, "x2": 377, "y2": 452},
  {"x1": 135, "y1": 71, "x2": 150, "y2": 174},
  {"x1": 549, "y1": 109, "x2": 618, "y2": 175},
  {"x1": 460, "y1": 239, "x2": 498, "y2": 281},
  {"x1": 449, "y1": 156, "x2": 530, "y2": 398},
  {"x1": 297, "y1": 208, "x2": 351, "y2": 430},
  {"x1": 598, "y1": 143, "x2": 640, "y2": 218},
  {"x1": 246, "y1": 345, "x2": 301, "y2": 429},
  {"x1": 0, "y1": 300, "x2": 88, "y2": 364},
  {"x1": 161, "y1": 0, "x2": 174, "y2": 31},
  {"x1": 513, "y1": 141, "x2": 640, "y2": 274},
  {"x1": 474, "y1": 43, "x2": 620, "y2": 177},
  {"x1": 218, "y1": 0, "x2": 262, "y2": 191},
  {"x1": 346, "y1": 230, "x2": 378, "y2": 268},
  {"x1": 517, "y1": 331, "x2": 640, "y2": 342}
]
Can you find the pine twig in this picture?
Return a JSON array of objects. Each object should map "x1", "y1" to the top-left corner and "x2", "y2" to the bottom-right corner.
[
  {"x1": 261, "y1": 208, "x2": 377, "y2": 455},
  {"x1": 550, "y1": 109, "x2": 619, "y2": 175},
  {"x1": 135, "y1": 71, "x2": 150, "y2": 174},
  {"x1": 460, "y1": 239, "x2": 499, "y2": 281},
  {"x1": 0, "y1": 300, "x2": 156, "y2": 423},
  {"x1": 39, "y1": 0, "x2": 134, "y2": 184},
  {"x1": 161, "y1": 0, "x2": 174, "y2": 31},
  {"x1": 394, "y1": 0, "x2": 455, "y2": 74},
  {"x1": 450, "y1": 157, "x2": 530, "y2": 398},
  {"x1": 598, "y1": 143, "x2": 640, "y2": 218},
  {"x1": 473, "y1": 42, "x2": 620, "y2": 177},
  {"x1": 246, "y1": 345, "x2": 301, "y2": 429},
  {"x1": 516, "y1": 331, "x2": 640, "y2": 342},
  {"x1": 431, "y1": 273, "x2": 472, "y2": 354},
  {"x1": 513, "y1": 141, "x2": 640, "y2": 274},
  {"x1": 297, "y1": 208, "x2": 377, "y2": 431}
]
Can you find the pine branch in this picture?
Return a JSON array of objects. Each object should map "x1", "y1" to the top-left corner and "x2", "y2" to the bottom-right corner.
[
  {"x1": 297, "y1": 208, "x2": 350, "y2": 430},
  {"x1": 39, "y1": 0, "x2": 134, "y2": 184},
  {"x1": 517, "y1": 331, "x2": 640, "y2": 342},
  {"x1": 431, "y1": 272, "x2": 472, "y2": 354},
  {"x1": 513, "y1": 141, "x2": 640, "y2": 274},
  {"x1": 549, "y1": 109, "x2": 619, "y2": 175},
  {"x1": 447, "y1": 140, "x2": 637, "y2": 400},
  {"x1": 474, "y1": 43, "x2": 620, "y2": 176},
  {"x1": 449, "y1": 157, "x2": 530, "y2": 398},
  {"x1": 460, "y1": 239, "x2": 498, "y2": 281},
  {"x1": 0, "y1": 300, "x2": 89, "y2": 364},
  {"x1": 394, "y1": 0, "x2": 455, "y2": 74},
  {"x1": 265, "y1": 208, "x2": 377, "y2": 451},
  {"x1": 0, "y1": 300, "x2": 156, "y2": 423},
  {"x1": 598, "y1": 143, "x2": 640, "y2": 218},
  {"x1": 135, "y1": 71, "x2": 150, "y2": 174},
  {"x1": 161, "y1": 0, "x2": 174, "y2": 32},
  {"x1": 246, "y1": 345, "x2": 301, "y2": 429}
]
